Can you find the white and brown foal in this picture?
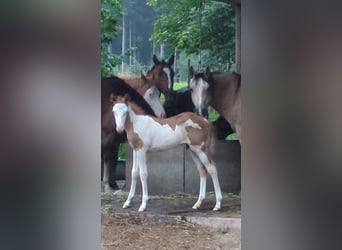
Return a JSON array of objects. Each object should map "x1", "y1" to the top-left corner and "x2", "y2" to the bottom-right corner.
[{"x1": 112, "y1": 94, "x2": 222, "y2": 212}]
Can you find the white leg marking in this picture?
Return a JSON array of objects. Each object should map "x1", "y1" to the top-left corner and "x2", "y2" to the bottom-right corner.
[
  {"x1": 196, "y1": 151, "x2": 222, "y2": 211},
  {"x1": 102, "y1": 162, "x2": 111, "y2": 192},
  {"x1": 190, "y1": 152, "x2": 207, "y2": 210},
  {"x1": 123, "y1": 150, "x2": 139, "y2": 209},
  {"x1": 137, "y1": 149, "x2": 148, "y2": 212}
]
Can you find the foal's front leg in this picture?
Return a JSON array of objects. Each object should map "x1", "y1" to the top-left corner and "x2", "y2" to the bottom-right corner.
[
  {"x1": 123, "y1": 150, "x2": 139, "y2": 209},
  {"x1": 194, "y1": 150, "x2": 222, "y2": 211},
  {"x1": 137, "y1": 149, "x2": 148, "y2": 212}
]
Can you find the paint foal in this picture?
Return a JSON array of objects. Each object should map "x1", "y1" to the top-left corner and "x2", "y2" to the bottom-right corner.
[{"x1": 112, "y1": 94, "x2": 223, "y2": 212}]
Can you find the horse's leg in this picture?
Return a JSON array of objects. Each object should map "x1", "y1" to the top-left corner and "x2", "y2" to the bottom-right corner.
[
  {"x1": 137, "y1": 149, "x2": 148, "y2": 212},
  {"x1": 123, "y1": 150, "x2": 139, "y2": 209},
  {"x1": 189, "y1": 151, "x2": 207, "y2": 210},
  {"x1": 194, "y1": 150, "x2": 222, "y2": 211},
  {"x1": 102, "y1": 157, "x2": 110, "y2": 191},
  {"x1": 236, "y1": 124, "x2": 242, "y2": 144},
  {"x1": 103, "y1": 148, "x2": 119, "y2": 191}
]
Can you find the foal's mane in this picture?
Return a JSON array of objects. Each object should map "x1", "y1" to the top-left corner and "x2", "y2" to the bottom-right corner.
[{"x1": 105, "y1": 76, "x2": 156, "y2": 116}]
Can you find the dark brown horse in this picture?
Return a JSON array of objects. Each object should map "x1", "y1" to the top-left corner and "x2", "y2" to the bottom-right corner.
[
  {"x1": 189, "y1": 67, "x2": 241, "y2": 142},
  {"x1": 102, "y1": 76, "x2": 161, "y2": 191},
  {"x1": 102, "y1": 55, "x2": 175, "y2": 191}
]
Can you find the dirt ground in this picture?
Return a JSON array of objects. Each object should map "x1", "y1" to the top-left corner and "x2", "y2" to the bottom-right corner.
[{"x1": 101, "y1": 186, "x2": 241, "y2": 250}]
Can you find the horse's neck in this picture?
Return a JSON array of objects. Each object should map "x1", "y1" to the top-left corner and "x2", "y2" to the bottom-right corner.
[
  {"x1": 125, "y1": 104, "x2": 152, "y2": 133},
  {"x1": 210, "y1": 74, "x2": 239, "y2": 113},
  {"x1": 124, "y1": 77, "x2": 149, "y2": 95}
]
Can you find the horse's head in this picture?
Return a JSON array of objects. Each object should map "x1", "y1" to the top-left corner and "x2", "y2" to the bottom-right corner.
[
  {"x1": 143, "y1": 86, "x2": 166, "y2": 118},
  {"x1": 189, "y1": 66, "x2": 212, "y2": 118},
  {"x1": 111, "y1": 95, "x2": 129, "y2": 134},
  {"x1": 141, "y1": 73, "x2": 166, "y2": 118},
  {"x1": 147, "y1": 54, "x2": 175, "y2": 94}
]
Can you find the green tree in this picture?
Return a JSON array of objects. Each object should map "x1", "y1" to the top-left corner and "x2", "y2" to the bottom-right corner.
[
  {"x1": 148, "y1": 0, "x2": 235, "y2": 72},
  {"x1": 101, "y1": 0, "x2": 122, "y2": 76}
]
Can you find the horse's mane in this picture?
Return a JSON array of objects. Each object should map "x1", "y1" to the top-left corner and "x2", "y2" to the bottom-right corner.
[
  {"x1": 232, "y1": 72, "x2": 241, "y2": 93},
  {"x1": 207, "y1": 71, "x2": 241, "y2": 94},
  {"x1": 102, "y1": 76, "x2": 156, "y2": 116},
  {"x1": 194, "y1": 72, "x2": 215, "y2": 96}
]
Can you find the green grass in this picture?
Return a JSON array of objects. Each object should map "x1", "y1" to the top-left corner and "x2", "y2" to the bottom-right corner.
[{"x1": 118, "y1": 144, "x2": 126, "y2": 160}]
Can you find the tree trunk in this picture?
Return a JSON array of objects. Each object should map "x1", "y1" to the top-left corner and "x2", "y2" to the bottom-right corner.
[
  {"x1": 121, "y1": 14, "x2": 126, "y2": 74},
  {"x1": 235, "y1": 4, "x2": 241, "y2": 73},
  {"x1": 129, "y1": 19, "x2": 132, "y2": 67}
]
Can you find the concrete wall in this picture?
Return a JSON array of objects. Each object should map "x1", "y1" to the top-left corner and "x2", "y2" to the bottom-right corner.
[{"x1": 125, "y1": 140, "x2": 241, "y2": 195}]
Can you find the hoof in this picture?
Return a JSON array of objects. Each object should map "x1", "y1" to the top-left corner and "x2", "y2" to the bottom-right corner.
[
  {"x1": 213, "y1": 206, "x2": 221, "y2": 211},
  {"x1": 123, "y1": 203, "x2": 129, "y2": 209},
  {"x1": 109, "y1": 182, "x2": 120, "y2": 191},
  {"x1": 192, "y1": 205, "x2": 199, "y2": 210},
  {"x1": 138, "y1": 207, "x2": 145, "y2": 212},
  {"x1": 113, "y1": 189, "x2": 122, "y2": 195}
]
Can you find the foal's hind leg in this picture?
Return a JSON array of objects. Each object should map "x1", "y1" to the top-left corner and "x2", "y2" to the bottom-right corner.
[
  {"x1": 189, "y1": 151, "x2": 207, "y2": 210},
  {"x1": 193, "y1": 149, "x2": 222, "y2": 211},
  {"x1": 123, "y1": 150, "x2": 139, "y2": 209}
]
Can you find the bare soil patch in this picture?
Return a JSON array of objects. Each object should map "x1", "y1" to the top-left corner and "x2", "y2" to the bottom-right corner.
[{"x1": 101, "y1": 189, "x2": 240, "y2": 250}]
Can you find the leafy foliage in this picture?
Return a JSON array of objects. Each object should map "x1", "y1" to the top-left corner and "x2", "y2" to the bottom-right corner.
[
  {"x1": 148, "y1": 0, "x2": 236, "y2": 72},
  {"x1": 101, "y1": 0, "x2": 122, "y2": 76}
]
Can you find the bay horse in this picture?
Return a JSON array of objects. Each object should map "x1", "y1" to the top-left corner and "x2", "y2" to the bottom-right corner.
[
  {"x1": 101, "y1": 75, "x2": 164, "y2": 191},
  {"x1": 147, "y1": 54, "x2": 175, "y2": 94},
  {"x1": 111, "y1": 94, "x2": 223, "y2": 212},
  {"x1": 189, "y1": 66, "x2": 241, "y2": 142}
]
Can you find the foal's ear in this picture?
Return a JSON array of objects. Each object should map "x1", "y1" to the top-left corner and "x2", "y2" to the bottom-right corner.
[
  {"x1": 109, "y1": 93, "x2": 117, "y2": 103},
  {"x1": 189, "y1": 66, "x2": 195, "y2": 78},
  {"x1": 123, "y1": 93, "x2": 131, "y2": 102},
  {"x1": 153, "y1": 54, "x2": 160, "y2": 65}
]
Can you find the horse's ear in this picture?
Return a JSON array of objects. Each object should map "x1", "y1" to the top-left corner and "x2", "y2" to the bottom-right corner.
[
  {"x1": 168, "y1": 54, "x2": 174, "y2": 66},
  {"x1": 189, "y1": 66, "x2": 195, "y2": 78},
  {"x1": 205, "y1": 67, "x2": 211, "y2": 78},
  {"x1": 141, "y1": 72, "x2": 148, "y2": 82},
  {"x1": 153, "y1": 54, "x2": 160, "y2": 65}
]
